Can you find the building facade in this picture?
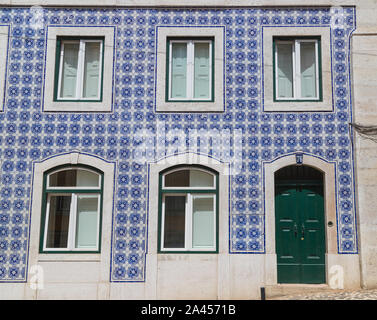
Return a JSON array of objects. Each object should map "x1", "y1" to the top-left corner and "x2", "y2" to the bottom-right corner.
[{"x1": 0, "y1": 1, "x2": 370, "y2": 299}]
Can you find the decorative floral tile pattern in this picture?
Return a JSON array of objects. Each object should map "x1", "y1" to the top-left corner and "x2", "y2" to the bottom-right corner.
[{"x1": 0, "y1": 7, "x2": 356, "y2": 282}]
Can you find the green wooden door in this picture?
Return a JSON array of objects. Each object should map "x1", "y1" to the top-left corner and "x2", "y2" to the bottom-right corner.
[{"x1": 275, "y1": 182, "x2": 326, "y2": 284}]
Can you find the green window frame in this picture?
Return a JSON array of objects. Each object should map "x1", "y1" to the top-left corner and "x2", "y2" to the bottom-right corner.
[
  {"x1": 158, "y1": 165, "x2": 219, "y2": 253},
  {"x1": 53, "y1": 36, "x2": 105, "y2": 102},
  {"x1": 39, "y1": 164, "x2": 104, "y2": 254},
  {"x1": 166, "y1": 37, "x2": 215, "y2": 103},
  {"x1": 273, "y1": 36, "x2": 322, "y2": 102}
]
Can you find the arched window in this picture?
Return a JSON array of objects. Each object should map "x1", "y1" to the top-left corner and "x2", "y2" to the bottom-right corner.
[
  {"x1": 158, "y1": 166, "x2": 218, "y2": 253},
  {"x1": 40, "y1": 166, "x2": 103, "y2": 253}
]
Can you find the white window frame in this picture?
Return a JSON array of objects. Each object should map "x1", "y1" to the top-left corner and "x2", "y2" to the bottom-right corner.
[
  {"x1": 168, "y1": 39, "x2": 213, "y2": 101},
  {"x1": 42, "y1": 167, "x2": 102, "y2": 252},
  {"x1": 57, "y1": 39, "x2": 103, "y2": 101},
  {"x1": 0, "y1": 26, "x2": 9, "y2": 112},
  {"x1": 275, "y1": 38, "x2": 320, "y2": 101},
  {"x1": 160, "y1": 193, "x2": 217, "y2": 252},
  {"x1": 43, "y1": 193, "x2": 101, "y2": 252}
]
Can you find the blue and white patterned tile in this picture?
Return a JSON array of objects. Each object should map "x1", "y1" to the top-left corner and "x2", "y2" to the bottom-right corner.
[{"x1": 0, "y1": 7, "x2": 357, "y2": 282}]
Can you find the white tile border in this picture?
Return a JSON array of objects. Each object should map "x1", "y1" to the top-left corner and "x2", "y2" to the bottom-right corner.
[
  {"x1": 43, "y1": 26, "x2": 115, "y2": 113},
  {"x1": 0, "y1": 1, "x2": 357, "y2": 6},
  {"x1": 263, "y1": 26, "x2": 333, "y2": 112},
  {"x1": 27, "y1": 152, "x2": 115, "y2": 287},
  {"x1": 0, "y1": 25, "x2": 9, "y2": 112},
  {"x1": 155, "y1": 26, "x2": 225, "y2": 113}
]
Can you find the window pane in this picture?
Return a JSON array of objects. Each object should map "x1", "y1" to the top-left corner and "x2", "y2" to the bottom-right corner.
[
  {"x1": 194, "y1": 42, "x2": 210, "y2": 99},
  {"x1": 75, "y1": 195, "x2": 99, "y2": 249},
  {"x1": 46, "y1": 195, "x2": 72, "y2": 248},
  {"x1": 192, "y1": 196, "x2": 215, "y2": 248},
  {"x1": 164, "y1": 169, "x2": 214, "y2": 188},
  {"x1": 164, "y1": 170, "x2": 189, "y2": 187},
  {"x1": 83, "y1": 42, "x2": 101, "y2": 99},
  {"x1": 276, "y1": 43, "x2": 294, "y2": 98},
  {"x1": 189, "y1": 170, "x2": 214, "y2": 187},
  {"x1": 300, "y1": 42, "x2": 317, "y2": 98},
  {"x1": 76, "y1": 170, "x2": 100, "y2": 187},
  {"x1": 60, "y1": 42, "x2": 79, "y2": 99},
  {"x1": 163, "y1": 196, "x2": 186, "y2": 248},
  {"x1": 171, "y1": 43, "x2": 187, "y2": 99},
  {"x1": 49, "y1": 169, "x2": 100, "y2": 188}
]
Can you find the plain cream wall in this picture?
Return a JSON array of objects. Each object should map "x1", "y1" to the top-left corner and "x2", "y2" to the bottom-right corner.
[{"x1": 352, "y1": 0, "x2": 377, "y2": 288}]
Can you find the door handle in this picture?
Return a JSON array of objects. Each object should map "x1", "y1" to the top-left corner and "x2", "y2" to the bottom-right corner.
[
  {"x1": 293, "y1": 223, "x2": 298, "y2": 238},
  {"x1": 301, "y1": 224, "x2": 305, "y2": 240}
]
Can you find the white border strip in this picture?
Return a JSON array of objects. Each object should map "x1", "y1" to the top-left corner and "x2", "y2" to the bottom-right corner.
[{"x1": 0, "y1": 1, "x2": 357, "y2": 7}]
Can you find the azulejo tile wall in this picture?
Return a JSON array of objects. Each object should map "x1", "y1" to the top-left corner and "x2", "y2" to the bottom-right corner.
[{"x1": 0, "y1": 6, "x2": 356, "y2": 282}]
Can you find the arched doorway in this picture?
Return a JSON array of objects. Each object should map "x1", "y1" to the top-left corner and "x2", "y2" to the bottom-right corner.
[{"x1": 275, "y1": 165, "x2": 326, "y2": 284}]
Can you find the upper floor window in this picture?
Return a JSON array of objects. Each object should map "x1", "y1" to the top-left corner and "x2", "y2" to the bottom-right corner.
[
  {"x1": 167, "y1": 37, "x2": 214, "y2": 102},
  {"x1": 159, "y1": 167, "x2": 218, "y2": 253},
  {"x1": 40, "y1": 166, "x2": 103, "y2": 253},
  {"x1": 54, "y1": 37, "x2": 104, "y2": 102},
  {"x1": 274, "y1": 37, "x2": 321, "y2": 101}
]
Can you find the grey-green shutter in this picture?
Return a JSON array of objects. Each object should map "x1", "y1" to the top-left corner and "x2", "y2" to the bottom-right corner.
[
  {"x1": 83, "y1": 42, "x2": 101, "y2": 99},
  {"x1": 300, "y1": 42, "x2": 317, "y2": 98},
  {"x1": 171, "y1": 43, "x2": 187, "y2": 99},
  {"x1": 60, "y1": 43, "x2": 79, "y2": 98},
  {"x1": 194, "y1": 43, "x2": 210, "y2": 99},
  {"x1": 277, "y1": 43, "x2": 294, "y2": 98}
]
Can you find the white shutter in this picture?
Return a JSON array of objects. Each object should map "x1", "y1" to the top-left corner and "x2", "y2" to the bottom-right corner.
[
  {"x1": 193, "y1": 42, "x2": 210, "y2": 99},
  {"x1": 60, "y1": 42, "x2": 79, "y2": 99},
  {"x1": 276, "y1": 42, "x2": 294, "y2": 99},
  {"x1": 300, "y1": 42, "x2": 317, "y2": 98},
  {"x1": 170, "y1": 43, "x2": 187, "y2": 99},
  {"x1": 83, "y1": 41, "x2": 101, "y2": 99}
]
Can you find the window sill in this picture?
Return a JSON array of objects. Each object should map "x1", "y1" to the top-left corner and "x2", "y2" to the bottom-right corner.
[
  {"x1": 264, "y1": 101, "x2": 332, "y2": 112},
  {"x1": 156, "y1": 101, "x2": 223, "y2": 113},
  {"x1": 38, "y1": 253, "x2": 101, "y2": 262},
  {"x1": 158, "y1": 250, "x2": 218, "y2": 254},
  {"x1": 43, "y1": 101, "x2": 111, "y2": 113}
]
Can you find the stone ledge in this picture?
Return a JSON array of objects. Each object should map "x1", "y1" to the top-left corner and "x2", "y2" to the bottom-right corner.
[{"x1": 264, "y1": 284, "x2": 332, "y2": 299}]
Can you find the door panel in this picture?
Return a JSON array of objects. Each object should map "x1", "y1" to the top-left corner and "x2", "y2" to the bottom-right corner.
[
  {"x1": 275, "y1": 182, "x2": 325, "y2": 284},
  {"x1": 275, "y1": 186, "x2": 300, "y2": 266},
  {"x1": 299, "y1": 185, "x2": 326, "y2": 283}
]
